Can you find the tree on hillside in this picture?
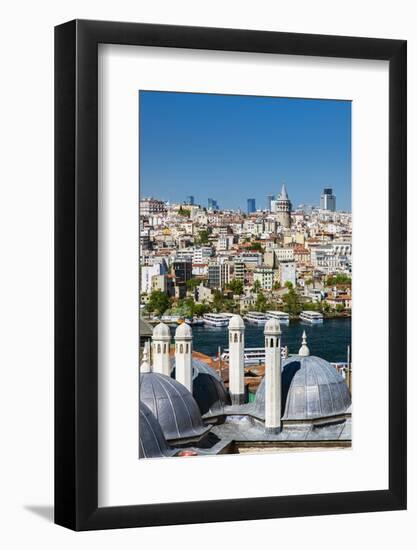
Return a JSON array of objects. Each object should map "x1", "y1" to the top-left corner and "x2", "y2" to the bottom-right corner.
[
  {"x1": 249, "y1": 242, "x2": 264, "y2": 253},
  {"x1": 326, "y1": 274, "x2": 351, "y2": 285},
  {"x1": 186, "y1": 278, "x2": 201, "y2": 290},
  {"x1": 178, "y1": 207, "x2": 191, "y2": 217},
  {"x1": 252, "y1": 280, "x2": 261, "y2": 293},
  {"x1": 282, "y1": 287, "x2": 302, "y2": 315},
  {"x1": 197, "y1": 229, "x2": 210, "y2": 244},
  {"x1": 146, "y1": 290, "x2": 170, "y2": 317},
  {"x1": 255, "y1": 291, "x2": 268, "y2": 313},
  {"x1": 193, "y1": 303, "x2": 211, "y2": 316},
  {"x1": 227, "y1": 278, "x2": 244, "y2": 295}
]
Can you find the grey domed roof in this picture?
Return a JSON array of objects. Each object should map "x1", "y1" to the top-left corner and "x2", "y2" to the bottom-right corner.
[
  {"x1": 139, "y1": 402, "x2": 177, "y2": 459},
  {"x1": 171, "y1": 357, "x2": 231, "y2": 417},
  {"x1": 140, "y1": 372, "x2": 210, "y2": 443},
  {"x1": 255, "y1": 355, "x2": 351, "y2": 421}
]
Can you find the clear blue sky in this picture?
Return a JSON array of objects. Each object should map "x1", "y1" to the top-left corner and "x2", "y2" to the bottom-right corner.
[{"x1": 139, "y1": 91, "x2": 351, "y2": 211}]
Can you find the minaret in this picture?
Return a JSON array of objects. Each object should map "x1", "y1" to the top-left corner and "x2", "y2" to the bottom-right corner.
[
  {"x1": 298, "y1": 330, "x2": 310, "y2": 356},
  {"x1": 276, "y1": 182, "x2": 292, "y2": 228},
  {"x1": 152, "y1": 322, "x2": 171, "y2": 376},
  {"x1": 228, "y1": 315, "x2": 245, "y2": 404},
  {"x1": 264, "y1": 318, "x2": 282, "y2": 433},
  {"x1": 175, "y1": 322, "x2": 193, "y2": 392}
]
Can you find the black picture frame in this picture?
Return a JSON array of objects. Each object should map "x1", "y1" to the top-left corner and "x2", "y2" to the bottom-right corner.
[{"x1": 55, "y1": 19, "x2": 407, "y2": 531}]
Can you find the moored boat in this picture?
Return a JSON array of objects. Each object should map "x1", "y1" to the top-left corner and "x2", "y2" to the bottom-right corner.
[
  {"x1": 299, "y1": 311, "x2": 324, "y2": 324},
  {"x1": 243, "y1": 311, "x2": 269, "y2": 325}
]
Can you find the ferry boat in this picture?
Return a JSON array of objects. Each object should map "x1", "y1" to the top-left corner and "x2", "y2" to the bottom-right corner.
[
  {"x1": 243, "y1": 311, "x2": 269, "y2": 325},
  {"x1": 160, "y1": 314, "x2": 182, "y2": 326},
  {"x1": 203, "y1": 313, "x2": 231, "y2": 327},
  {"x1": 185, "y1": 317, "x2": 205, "y2": 326},
  {"x1": 221, "y1": 346, "x2": 287, "y2": 365},
  {"x1": 299, "y1": 311, "x2": 324, "y2": 324},
  {"x1": 266, "y1": 310, "x2": 290, "y2": 325}
]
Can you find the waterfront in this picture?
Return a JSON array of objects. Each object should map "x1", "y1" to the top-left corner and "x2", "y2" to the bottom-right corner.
[{"x1": 170, "y1": 318, "x2": 351, "y2": 363}]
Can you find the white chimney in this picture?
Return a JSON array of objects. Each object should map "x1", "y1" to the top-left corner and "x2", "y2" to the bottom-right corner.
[
  {"x1": 228, "y1": 315, "x2": 245, "y2": 404},
  {"x1": 264, "y1": 318, "x2": 282, "y2": 433},
  {"x1": 175, "y1": 322, "x2": 193, "y2": 392},
  {"x1": 151, "y1": 322, "x2": 171, "y2": 376},
  {"x1": 298, "y1": 330, "x2": 310, "y2": 356},
  {"x1": 140, "y1": 341, "x2": 152, "y2": 373}
]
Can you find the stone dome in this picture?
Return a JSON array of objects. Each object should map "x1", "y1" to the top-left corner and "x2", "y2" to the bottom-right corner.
[
  {"x1": 228, "y1": 314, "x2": 245, "y2": 330},
  {"x1": 171, "y1": 357, "x2": 231, "y2": 417},
  {"x1": 152, "y1": 322, "x2": 171, "y2": 339},
  {"x1": 264, "y1": 318, "x2": 281, "y2": 334},
  {"x1": 139, "y1": 402, "x2": 177, "y2": 459},
  {"x1": 140, "y1": 371, "x2": 210, "y2": 443},
  {"x1": 255, "y1": 355, "x2": 351, "y2": 421},
  {"x1": 175, "y1": 322, "x2": 193, "y2": 339}
]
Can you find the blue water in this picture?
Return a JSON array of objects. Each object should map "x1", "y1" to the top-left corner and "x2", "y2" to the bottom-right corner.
[{"x1": 169, "y1": 318, "x2": 351, "y2": 363}]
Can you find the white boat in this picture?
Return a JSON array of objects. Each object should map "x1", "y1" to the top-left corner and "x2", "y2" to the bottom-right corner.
[
  {"x1": 203, "y1": 313, "x2": 230, "y2": 327},
  {"x1": 221, "y1": 346, "x2": 287, "y2": 365},
  {"x1": 160, "y1": 314, "x2": 182, "y2": 326},
  {"x1": 266, "y1": 310, "x2": 290, "y2": 325},
  {"x1": 243, "y1": 311, "x2": 269, "y2": 325},
  {"x1": 185, "y1": 317, "x2": 205, "y2": 326},
  {"x1": 299, "y1": 311, "x2": 324, "y2": 324}
]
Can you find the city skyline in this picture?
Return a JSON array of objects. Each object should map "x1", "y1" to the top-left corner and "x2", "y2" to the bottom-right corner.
[{"x1": 139, "y1": 91, "x2": 352, "y2": 211}]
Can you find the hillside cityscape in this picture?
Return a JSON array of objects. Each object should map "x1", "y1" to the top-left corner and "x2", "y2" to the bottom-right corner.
[{"x1": 140, "y1": 184, "x2": 351, "y2": 329}]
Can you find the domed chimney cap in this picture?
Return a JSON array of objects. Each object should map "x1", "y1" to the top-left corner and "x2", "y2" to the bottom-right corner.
[
  {"x1": 264, "y1": 318, "x2": 281, "y2": 335},
  {"x1": 152, "y1": 322, "x2": 171, "y2": 340},
  {"x1": 228, "y1": 314, "x2": 245, "y2": 330},
  {"x1": 175, "y1": 322, "x2": 193, "y2": 339}
]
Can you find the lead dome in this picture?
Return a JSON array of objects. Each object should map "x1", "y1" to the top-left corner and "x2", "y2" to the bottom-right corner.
[
  {"x1": 255, "y1": 354, "x2": 351, "y2": 421},
  {"x1": 139, "y1": 402, "x2": 177, "y2": 459},
  {"x1": 171, "y1": 357, "x2": 231, "y2": 417},
  {"x1": 140, "y1": 371, "x2": 210, "y2": 444}
]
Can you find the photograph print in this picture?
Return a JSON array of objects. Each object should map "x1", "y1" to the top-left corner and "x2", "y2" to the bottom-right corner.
[{"x1": 139, "y1": 91, "x2": 352, "y2": 459}]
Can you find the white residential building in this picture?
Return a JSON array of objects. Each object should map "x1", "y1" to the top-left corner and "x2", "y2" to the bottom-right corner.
[
  {"x1": 254, "y1": 267, "x2": 275, "y2": 290},
  {"x1": 280, "y1": 261, "x2": 296, "y2": 287}
]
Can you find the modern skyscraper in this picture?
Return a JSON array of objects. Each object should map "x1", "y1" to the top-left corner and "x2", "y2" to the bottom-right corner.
[
  {"x1": 247, "y1": 198, "x2": 256, "y2": 214},
  {"x1": 186, "y1": 195, "x2": 195, "y2": 205},
  {"x1": 267, "y1": 194, "x2": 274, "y2": 211},
  {"x1": 208, "y1": 198, "x2": 219, "y2": 210},
  {"x1": 320, "y1": 188, "x2": 336, "y2": 211}
]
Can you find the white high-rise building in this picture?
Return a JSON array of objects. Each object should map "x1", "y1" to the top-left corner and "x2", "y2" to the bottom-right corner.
[{"x1": 320, "y1": 188, "x2": 336, "y2": 211}]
